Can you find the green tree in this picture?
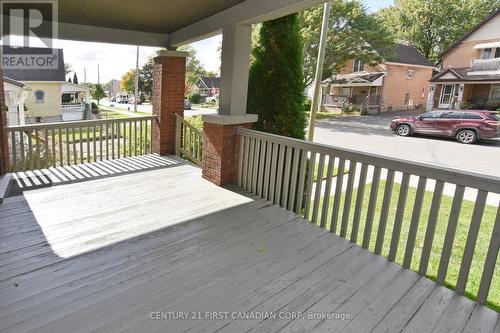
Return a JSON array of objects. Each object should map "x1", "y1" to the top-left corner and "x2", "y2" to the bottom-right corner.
[
  {"x1": 178, "y1": 45, "x2": 213, "y2": 95},
  {"x1": 139, "y1": 57, "x2": 153, "y2": 97},
  {"x1": 91, "y1": 83, "x2": 106, "y2": 105},
  {"x1": 300, "y1": 0, "x2": 395, "y2": 85},
  {"x1": 73, "y1": 72, "x2": 79, "y2": 84},
  {"x1": 120, "y1": 70, "x2": 136, "y2": 94},
  {"x1": 377, "y1": 0, "x2": 500, "y2": 63},
  {"x1": 247, "y1": 14, "x2": 306, "y2": 139}
]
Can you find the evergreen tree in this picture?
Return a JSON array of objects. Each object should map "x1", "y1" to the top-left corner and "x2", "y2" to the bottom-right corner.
[
  {"x1": 67, "y1": 77, "x2": 72, "y2": 83},
  {"x1": 247, "y1": 14, "x2": 306, "y2": 139},
  {"x1": 73, "y1": 72, "x2": 79, "y2": 84}
]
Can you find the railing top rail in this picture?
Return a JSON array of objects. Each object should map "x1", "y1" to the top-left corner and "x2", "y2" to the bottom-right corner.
[
  {"x1": 6, "y1": 115, "x2": 157, "y2": 131},
  {"x1": 238, "y1": 127, "x2": 500, "y2": 193}
]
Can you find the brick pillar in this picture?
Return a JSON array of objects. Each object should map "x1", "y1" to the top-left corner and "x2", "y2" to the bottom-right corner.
[
  {"x1": 152, "y1": 50, "x2": 187, "y2": 155},
  {"x1": 0, "y1": 67, "x2": 9, "y2": 175},
  {"x1": 202, "y1": 114, "x2": 257, "y2": 186}
]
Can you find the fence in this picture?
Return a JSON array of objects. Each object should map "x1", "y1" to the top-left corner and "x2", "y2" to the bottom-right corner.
[
  {"x1": 237, "y1": 127, "x2": 500, "y2": 307},
  {"x1": 6, "y1": 116, "x2": 156, "y2": 172},
  {"x1": 175, "y1": 114, "x2": 203, "y2": 166}
]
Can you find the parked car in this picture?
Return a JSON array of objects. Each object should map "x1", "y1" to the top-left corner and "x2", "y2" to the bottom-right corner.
[
  {"x1": 205, "y1": 95, "x2": 217, "y2": 104},
  {"x1": 184, "y1": 98, "x2": 192, "y2": 110},
  {"x1": 390, "y1": 110, "x2": 500, "y2": 144},
  {"x1": 116, "y1": 94, "x2": 130, "y2": 103}
]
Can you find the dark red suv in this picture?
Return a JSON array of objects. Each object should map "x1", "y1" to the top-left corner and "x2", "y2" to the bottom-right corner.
[{"x1": 390, "y1": 110, "x2": 500, "y2": 144}]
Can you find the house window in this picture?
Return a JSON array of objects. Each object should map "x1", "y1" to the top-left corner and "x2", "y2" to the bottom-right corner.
[
  {"x1": 495, "y1": 48, "x2": 500, "y2": 58},
  {"x1": 407, "y1": 70, "x2": 415, "y2": 79},
  {"x1": 353, "y1": 59, "x2": 364, "y2": 72},
  {"x1": 404, "y1": 92, "x2": 411, "y2": 106},
  {"x1": 491, "y1": 84, "x2": 500, "y2": 100},
  {"x1": 34, "y1": 90, "x2": 45, "y2": 103},
  {"x1": 482, "y1": 48, "x2": 492, "y2": 59}
]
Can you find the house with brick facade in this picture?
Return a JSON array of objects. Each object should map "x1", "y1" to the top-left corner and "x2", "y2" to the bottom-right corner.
[
  {"x1": 322, "y1": 44, "x2": 435, "y2": 114},
  {"x1": 428, "y1": 8, "x2": 500, "y2": 111}
]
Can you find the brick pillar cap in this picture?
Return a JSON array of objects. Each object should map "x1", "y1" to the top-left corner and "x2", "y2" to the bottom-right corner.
[
  {"x1": 202, "y1": 114, "x2": 258, "y2": 125},
  {"x1": 156, "y1": 49, "x2": 189, "y2": 58}
]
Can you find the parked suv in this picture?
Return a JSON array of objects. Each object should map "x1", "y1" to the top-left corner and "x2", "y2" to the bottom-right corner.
[{"x1": 390, "y1": 110, "x2": 500, "y2": 144}]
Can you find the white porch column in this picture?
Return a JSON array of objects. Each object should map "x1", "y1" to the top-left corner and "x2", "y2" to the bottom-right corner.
[
  {"x1": 457, "y1": 83, "x2": 465, "y2": 108},
  {"x1": 426, "y1": 83, "x2": 436, "y2": 111}
]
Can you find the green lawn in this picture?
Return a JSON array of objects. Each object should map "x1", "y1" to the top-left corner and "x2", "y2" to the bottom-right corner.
[{"x1": 305, "y1": 179, "x2": 499, "y2": 311}]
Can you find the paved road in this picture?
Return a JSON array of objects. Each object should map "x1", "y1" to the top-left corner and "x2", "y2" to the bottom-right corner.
[{"x1": 313, "y1": 111, "x2": 500, "y2": 177}]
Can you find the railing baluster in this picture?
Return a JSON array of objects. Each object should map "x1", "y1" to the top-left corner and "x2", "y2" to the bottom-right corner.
[
  {"x1": 11, "y1": 131, "x2": 17, "y2": 169},
  {"x1": 51, "y1": 128, "x2": 56, "y2": 168},
  {"x1": 295, "y1": 149, "x2": 307, "y2": 215},
  {"x1": 86, "y1": 124, "x2": 91, "y2": 163},
  {"x1": 247, "y1": 138, "x2": 255, "y2": 191},
  {"x1": 238, "y1": 135, "x2": 245, "y2": 187},
  {"x1": 363, "y1": 166, "x2": 381, "y2": 249},
  {"x1": 303, "y1": 152, "x2": 316, "y2": 220},
  {"x1": 263, "y1": 141, "x2": 272, "y2": 200},
  {"x1": 330, "y1": 158, "x2": 345, "y2": 233},
  {"x1": 128, "y1": 121, "x2": 132, "y2": 157},
  {"x1": 139, "y1": 120, "x2": 143, "y2": 156},
  {"x1": 20, "y1": 130, "x2": 26, "y2": 171},
  {"x1": 340, "y1": 161, "x2": 357, "y2": 238},
  {"x1": 242, "y1": 136, "x2": 250, "y2": 189},
  {"x1": 419, "y1": 180, "x2": 445, "y2": 276},
  {"x1": 79, "y1": 126, "x2": 84, "y2": 164},
  {"x1": 35, "y1": 129, "x2": 40, "y2": 169},
  {"x1": 374, "y1": 170, "x2": 395, "y2": 255},
  {"x1": 287, "y1": 148, "x2": 300, "y2": 211},
  {"x1": 437, "y1": 185, "x2": 465, "y2": 284},
  {"x1": 72, "y1": 127, "x2": 77, "y2": 165},
  {"x1": 388, "y1": 172, "x2": 411, "y2": 262},
  {"x1": 134, "y1": 120, "x2": 138, "y2": 156},
  {"x1": 456, "y1": 190, "x2": 488, "y2": 294},
  {"x1": 269, "y1": 142, "x2": 278, "y2": 203},
  {"x1": 477, "y1": 204, "x2": 500, "y2": 304},
  {"x1": 100, "y1": 123, "x2": 103, "y2": 160},
  {"x1": 274, "y1": 144, "x2": 285, "y2": 205},
  {"x1": 403, "y1": 176, "x2": 427, "y2": 268},
  {"x1": 106, "y1": 122, "x2": 110, "y2": 160},
  {"x1": 351, "y1": 163, "x2": 368, "y2": 243},
  {"x1": 252, "y1": 139, "x2": 261, "y2": 195},
  {"x1": 117, "y1": 122, "x2": 121, "y2": 158},
  {"x1": 65, "y1": 128, "x2": 70, "y2": 166},
  {"x1": 143, "y1": 120, "x2": 147, "y2": 155},
  {"x1": 311, "y1": 153, "x2": 326, "y2": 224},
  {"x1": 93, "y1": 125, "x2": 97, "y2": 162},
  {"x1": 256, "y1": 140, "x2": 267, "y2": 197},
  {"x1": 320, "y1": 155, "x2": 335, "y2": 229},
  {"x1": 282, "y1": 146, "x2": 293, "y2": 209},
  {"x1": 58, "y1": 128, "x2": 63, "y2": 167},
  {"x1": 43, "y1": 128, "x2": 49, "y2": 168}
]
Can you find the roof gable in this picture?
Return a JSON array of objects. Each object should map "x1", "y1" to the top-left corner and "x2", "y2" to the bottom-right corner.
[{"x1": 389, "y1": 44, "x2": 434, "y2": 67}]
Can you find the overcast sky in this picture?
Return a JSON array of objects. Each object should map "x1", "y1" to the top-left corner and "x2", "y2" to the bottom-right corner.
[{"x1": 56, "y1": 0, "x2": 393, "y2": 84}]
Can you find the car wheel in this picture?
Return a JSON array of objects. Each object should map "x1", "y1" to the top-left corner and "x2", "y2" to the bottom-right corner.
[
  {"x1": 456, "y1": 129, "x2": 477, "y2": 144},
  {"x1": 395, "y1": 124, "x2": 411, "y2": 137}
]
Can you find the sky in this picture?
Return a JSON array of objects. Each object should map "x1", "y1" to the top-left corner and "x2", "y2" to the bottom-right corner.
[{"x1": 54, "y1": 0, "x2": 393, "y2": 84}]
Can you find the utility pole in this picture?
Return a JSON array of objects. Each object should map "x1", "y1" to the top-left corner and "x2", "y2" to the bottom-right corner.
[
  {"x1": 97, "y1": 63, "x2": 100, "y2": 85},
  {"x1": 307, "y1": 2, "x2": 331, "y2": 142},
  {"x1": 134, "y1": 45, "x2": 139, "y2": 112}
]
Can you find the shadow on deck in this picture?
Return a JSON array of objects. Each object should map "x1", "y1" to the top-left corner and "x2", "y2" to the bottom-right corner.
[{"x1": 0, "y1": 162, "x2": 498, "y2": 332}]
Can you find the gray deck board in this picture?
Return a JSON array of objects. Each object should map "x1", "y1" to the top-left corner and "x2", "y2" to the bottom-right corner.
[{"x1": 0, "y1": 160, "x2": 498, "y2": 333}]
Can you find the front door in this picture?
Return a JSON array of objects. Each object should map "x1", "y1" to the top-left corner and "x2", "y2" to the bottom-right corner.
[{"x1": 439, "y1": 84, "x2": 455, "y2": 108}]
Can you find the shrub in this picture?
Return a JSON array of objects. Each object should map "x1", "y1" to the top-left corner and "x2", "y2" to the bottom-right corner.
[{"x1": 189, "y1": 93, "x2": 201, "y2": 104}]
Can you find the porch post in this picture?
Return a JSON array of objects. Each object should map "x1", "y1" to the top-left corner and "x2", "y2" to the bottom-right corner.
[
  {"x1": 426, "y1": 83, "x2": 436, "y2": 111},
  {"x1": 457, "y1": 83, "x2": 465, "y2": 108},
  {"x1": 202, "y1": 24, "x2": 257, "y2": 186},
  {"x1": 0, "y1": 67, "x2": 9, "y2": 175},
  {"x1": 152, "y1": 50, "x2": 187, "y2": 155}
]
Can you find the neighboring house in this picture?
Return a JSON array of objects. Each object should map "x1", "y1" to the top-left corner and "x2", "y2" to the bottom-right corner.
[
  {"x1": 192, "y1": 76, "x2": 220, "y2": 97},
  {"x1": 2, "y1": 47, "x2": 92, "y2": 123},
  {"x1": 322, "y1": 44, "x2": 435, "y2": 114},
  {"x1": 109, "y1": 79, "x2": 121, "y2": 98},
  {"x1": 428, "y1": 9, "x2": 500, "y2": 111}
]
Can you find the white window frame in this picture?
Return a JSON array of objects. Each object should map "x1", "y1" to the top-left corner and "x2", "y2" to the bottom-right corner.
[
  {"x1": 352, "y1": 59, "x2": 364, "y2": 72},
  {"x1": 407, "y1": 70, "x2": 415, "y2": 79},
  {"x1": 439, "y1": 84, "x2": 455, "y2": 108}
]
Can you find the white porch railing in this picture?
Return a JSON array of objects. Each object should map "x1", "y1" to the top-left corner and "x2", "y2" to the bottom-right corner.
[
  {"x1": 6, "y1": 116, "x2": 156, "y2": 172},
  {"x1": 175, "y1": 114, "x2": 203, "y2": 166},
  {"x1": 470, "y1": 58, "x2": 500, "y2": 72},
  {"x1": 237, "y1": 128, "x2": 500, "y2": 307}
]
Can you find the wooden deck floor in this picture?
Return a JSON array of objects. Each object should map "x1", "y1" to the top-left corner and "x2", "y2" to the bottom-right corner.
[{"x1": 0, "y1": 162, "x2": 498, "y2": 333}]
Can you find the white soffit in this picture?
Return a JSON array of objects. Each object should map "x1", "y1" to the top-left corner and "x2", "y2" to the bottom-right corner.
[{"x1": 473, "y1": 41, "x2": 500, "y2": 49}]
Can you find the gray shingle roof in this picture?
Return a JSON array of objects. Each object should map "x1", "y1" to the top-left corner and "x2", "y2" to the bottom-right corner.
[
  {"x1": 2, "y1": 47, "x2": 65, "y2": 81},
  {"x1": 389, "y1": 44, "x2": 434, "y2": 67}
]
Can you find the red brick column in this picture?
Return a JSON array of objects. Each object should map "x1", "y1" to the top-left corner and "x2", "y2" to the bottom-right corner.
[
  {"x1": 0, "y1": 67, "x2": 9, "y2": 174},
  {"x1": 201, "y1": 114, "x2": 257, "y2": 186},
  {"x1": 152, "y1": 50, "x2": 187, "y2": 155}
]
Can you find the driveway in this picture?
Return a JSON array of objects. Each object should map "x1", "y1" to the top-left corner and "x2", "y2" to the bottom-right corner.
[{"x1": 313, "y1": 111, "x2": 500, "y2": 177}]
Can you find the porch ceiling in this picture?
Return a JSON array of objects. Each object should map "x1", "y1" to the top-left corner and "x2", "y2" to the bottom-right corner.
[{"x1": 58, "y1": 0, "x2": 245, "y2": 34}]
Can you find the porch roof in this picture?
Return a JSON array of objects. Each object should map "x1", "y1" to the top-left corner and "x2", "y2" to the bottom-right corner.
[
  {"x1": 323, "y1": 72, "x2": 385, "y2": 87},
  {"x1": 22, "y1": 0, "x2": 327, "y2": 47}
]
